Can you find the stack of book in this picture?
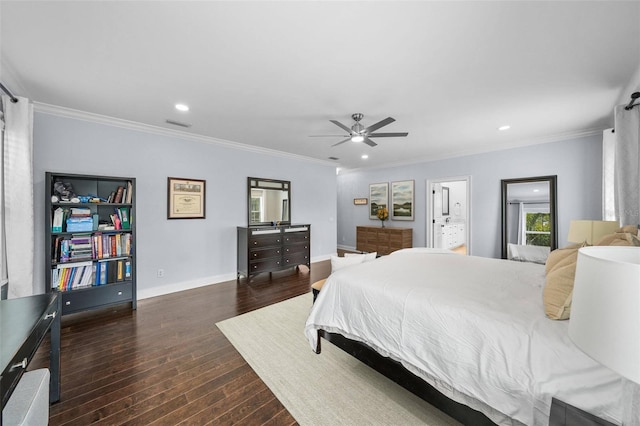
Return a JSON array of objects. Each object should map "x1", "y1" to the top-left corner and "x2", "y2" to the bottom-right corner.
[
  {"x1": 66, "y1": 207, "x2": 93, "y2": 232},
  {"x1": 68, "y1": 234, "x2": 93, "y2": 261}
]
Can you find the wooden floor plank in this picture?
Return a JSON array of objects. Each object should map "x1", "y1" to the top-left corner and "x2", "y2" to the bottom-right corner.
[{"x1": 43, "y1": 259, "x2": 331, "y2": 425}]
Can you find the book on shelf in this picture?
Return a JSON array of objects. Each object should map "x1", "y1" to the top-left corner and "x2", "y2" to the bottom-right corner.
[
  {"x1": 52, "y1": 207, "x2": 65, "y2": 232},
  {"x1": 126, "y1": 181, "x2": 133, "y2": 204},
  {"x1": 52, "y1": 261, "x2": 93, "y2": 291},
  {"x1": 113, "y1": 186, "x2": 125, "y2": 203},
  {"x1": 116, "y1": 260, "x2": 124, "y2": 281},
  {"x1": 117, "y1": 207, "x2": 131, "y2": 230},
  {"x1": 70, "y1": 207, "x2": 91, "y2": 216},
  {"x1": 125, "y1": 260, "x2": 132, "y2": 279}
]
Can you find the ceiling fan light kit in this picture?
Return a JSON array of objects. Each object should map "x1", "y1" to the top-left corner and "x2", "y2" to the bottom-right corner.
[{"x1": 314, "y1": 113, "x2": 409, "y2": 148}]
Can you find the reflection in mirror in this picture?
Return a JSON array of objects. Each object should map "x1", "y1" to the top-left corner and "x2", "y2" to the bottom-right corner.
[
  {"x1": 248, "y1": 177, "x2": 291, "y2": 226},
  {"x1": 501, "y1": 176, "x2": 557, "y2": 262}
]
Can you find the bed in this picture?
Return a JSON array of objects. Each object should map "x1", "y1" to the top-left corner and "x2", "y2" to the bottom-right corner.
[{"x1": 304, "y1": 248, "x2": 623, "y2": 426}]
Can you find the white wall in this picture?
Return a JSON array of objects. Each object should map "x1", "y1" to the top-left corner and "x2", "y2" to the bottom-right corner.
[
  {"x1": 337, "y1": 134, "x2": 603, "y2": 258},
  {"x1": 33, "y1": 110, "x2": 337, "y2": 298}
]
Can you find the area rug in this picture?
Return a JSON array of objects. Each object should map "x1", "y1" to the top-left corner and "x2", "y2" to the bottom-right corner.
[{"x1": 216, "y1": 293, "x2": 460, "y2": 425}]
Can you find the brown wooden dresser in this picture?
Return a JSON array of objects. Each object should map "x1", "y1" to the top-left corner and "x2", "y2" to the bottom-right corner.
[{"x1": 356, "y1": 226, "x2": 413, "y2": 255}]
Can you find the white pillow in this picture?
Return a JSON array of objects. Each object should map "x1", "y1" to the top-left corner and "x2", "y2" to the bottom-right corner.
[
  {"x1": 330, "y1": 255, "x2": 365, "y2": 272},
  {"x1": 345, "y1": 252, "x2": 377, "y2": 262}
]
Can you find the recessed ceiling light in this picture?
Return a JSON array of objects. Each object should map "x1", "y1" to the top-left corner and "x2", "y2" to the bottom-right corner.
[
  {"x1": 361, "y1": 154, "x2": 369, "y2": 159},
  {"x1": 175, "y1": 103, "x2": 189, "y2": 112},
  {"x1": 533, "y1": 189, "x2": 540, "y2": 193},
  {"x1": 498, "y1": 125, "x2": 511, "y2": 131}
]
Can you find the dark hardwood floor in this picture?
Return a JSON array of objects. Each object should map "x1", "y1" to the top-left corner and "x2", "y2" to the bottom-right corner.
[{"x1": 31, "y1": 259, "x2": 332, "y2": 425}]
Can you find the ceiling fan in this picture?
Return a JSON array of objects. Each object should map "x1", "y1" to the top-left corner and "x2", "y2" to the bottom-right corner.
[{"x1": 311, "y1": 113, "x2": 408, "y2": 147}]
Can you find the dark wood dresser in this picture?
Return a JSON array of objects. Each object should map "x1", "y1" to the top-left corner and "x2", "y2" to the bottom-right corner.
[
  {"x1": 356, "y1": 226, "x2": 413, "y2": 255},
  {"x1": 237, "y1": 224, "x2": 311, "y2": 280}
]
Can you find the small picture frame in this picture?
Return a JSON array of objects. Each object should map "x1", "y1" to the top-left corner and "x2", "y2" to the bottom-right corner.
[
  {"x1": 354, "y1": 198, "x2": 368, "y2": 205},
  {"x1": 168, "y1": 177, "x2": 206, "y2": 219}
]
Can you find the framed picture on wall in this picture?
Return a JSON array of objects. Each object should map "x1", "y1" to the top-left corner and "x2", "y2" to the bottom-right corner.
[
  {"x1": 391, "y1": 180, "x2": 414, "y2": 221},
  {"x1": 167, "y1": 177, "x2": 206, "y2": 219},
  {"x1": 369, "y1": 182, "x2": 389, "y2": 219},
  {"x1": 442, "y1": 186, "x2": 450, "y2": 216}
]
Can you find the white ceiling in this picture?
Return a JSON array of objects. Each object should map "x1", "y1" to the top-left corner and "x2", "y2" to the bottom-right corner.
[{"x1": 1, "y1": 1, "x2": 639, "y2": 170}]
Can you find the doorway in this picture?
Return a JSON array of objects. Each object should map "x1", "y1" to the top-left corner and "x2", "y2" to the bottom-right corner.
[{"x1": 426, "y1": 177, "x2": 471, "y2": 255}]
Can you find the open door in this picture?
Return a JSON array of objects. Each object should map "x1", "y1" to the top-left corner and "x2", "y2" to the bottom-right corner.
[{"x1": 427, "y1": 177, "x2": 471, "y2": 255}]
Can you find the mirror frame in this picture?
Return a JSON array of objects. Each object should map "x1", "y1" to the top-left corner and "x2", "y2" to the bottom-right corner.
[
  {"x1": 247, "y1": 177, "x2": 291, "y2": 227},
  {"x1": 501, "y1": 175, "x2": 558, "y2": 259}
]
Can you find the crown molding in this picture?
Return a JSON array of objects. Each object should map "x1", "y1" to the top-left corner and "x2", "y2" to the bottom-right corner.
[
  {"x1": 33, "y1": 102, "x2": 336, "y2": 167},
  {"x1": 338, "y1": 127, "x2": 604, "y2": 174}
]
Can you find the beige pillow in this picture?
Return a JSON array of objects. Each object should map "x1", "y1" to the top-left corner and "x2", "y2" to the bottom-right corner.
[
  {"x1": 543, "y1": 246, "x2": 581, "y2": 320},
  {"x1": 619, "y1": 225, "x2": 639, "y2": 234},
  {"x1": 628, "y1": 233, "x2": 640, "y2": 246},
  {"x1": 594, "y1": 232, "x2": 635, "y2": 246},
  {"x1": 543, "y1": 262, "x2": 576, "y2": 320},
  {"x1": 545, "y1": 244, "x2": 581, "y2": 274}
]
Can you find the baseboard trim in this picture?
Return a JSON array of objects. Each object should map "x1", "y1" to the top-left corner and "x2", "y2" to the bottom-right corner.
[{"x1": 138, "y1": 255, "x2": 333, "y2": 300}]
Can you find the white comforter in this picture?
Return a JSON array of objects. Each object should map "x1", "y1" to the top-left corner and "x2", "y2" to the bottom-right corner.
[{"x1": 304, "y1": 248, "x2": 622, "y2": 426}]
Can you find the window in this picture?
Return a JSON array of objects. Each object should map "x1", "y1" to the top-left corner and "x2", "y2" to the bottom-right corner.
[
  {"x1": 525, "y1": 212, "x2": 551, "y2": 246},
  {"x1": 250, "y1": 193, "x2": 263, "y2": 223}
]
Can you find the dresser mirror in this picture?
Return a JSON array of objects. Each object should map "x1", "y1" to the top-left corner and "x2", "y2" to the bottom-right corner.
[
  {"x1": 248, "y1": 177, "x2": 291, "y2": 226},
  {"x1": 501, "y1": 175, "x2": 558, "y2": 259}
]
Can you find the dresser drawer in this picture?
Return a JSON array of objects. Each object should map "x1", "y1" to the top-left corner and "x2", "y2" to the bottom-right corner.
[
  {"x1": 282, "y1": 242, "x2": 309, "y2": 255},
  {"x1": 62, "y1": 282, "x2": 132, "y2": 315},
  {"x1": 283, "y1": 252, "x2": 310, "y2": 266},
  {"x1": 249, "y1": 247, "x2": 282, "y2": 261},
  {"x1": 283, "y1": 231, "x2": 310, "y2": 244},
  {"x1": 249, "y1": 234, "x2": 282, "y2": 248},
  {"x1": 249, "y1": 258, "x2": 282, "y2": 273}
]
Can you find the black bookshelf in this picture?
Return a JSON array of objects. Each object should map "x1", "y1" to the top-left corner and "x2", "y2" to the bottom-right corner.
[{"x1": 45, "y1": 172, "x2": 136, "y2": 315}]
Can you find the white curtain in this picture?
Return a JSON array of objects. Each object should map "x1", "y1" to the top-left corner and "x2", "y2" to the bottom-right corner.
[
  {"x1": 1, "y1": 95, "x2": 35, "y2": 298},
  {"x1": 613, "y1": 105, "x2": 640, "y2": 227},
  {"x1": 516, "y1": 202, "x2": 525, "y2": 244},
  {"x1": 602, "y1": 128, "x2": 616, "y2": 221}
]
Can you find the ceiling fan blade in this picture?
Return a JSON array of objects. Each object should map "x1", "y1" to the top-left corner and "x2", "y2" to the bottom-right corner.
[
  {"x1": 330, "y1": 120, "x2": 353, "y2": 134},
  {"x1": 368, "y1": 132, "x2": 409, "y2": 138},
  {"x1": 363, "y1": 137, "x2": 378, "y2": 147},
  {"x1": 332, "y1": 138, "x2": 351, "y2": 147},
  {"x1": 308, "y1": 135, "x2": 349, "y2": 138},
  {"x1": 364, "y1": 117, "x2": 395, "y2": 133}
]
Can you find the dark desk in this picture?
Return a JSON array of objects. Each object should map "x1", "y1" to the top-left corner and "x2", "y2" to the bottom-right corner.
[{"x1": 1, "y1": 293, "x2": 61, "y2": 416}]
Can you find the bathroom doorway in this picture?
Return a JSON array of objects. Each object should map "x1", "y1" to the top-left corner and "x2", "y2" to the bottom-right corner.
[{"x1": 426, "y1": 177, "x2": 471, "y2": 255}]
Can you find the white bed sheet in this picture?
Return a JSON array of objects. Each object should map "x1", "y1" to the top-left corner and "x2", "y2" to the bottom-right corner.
[{"x1": 304, "y1": 248, "x2": 622, "y2": 426}]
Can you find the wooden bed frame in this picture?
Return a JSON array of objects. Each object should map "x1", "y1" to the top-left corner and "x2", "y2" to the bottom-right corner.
[{"x1": 314, "y1": 329, "x2": 617, "y2": 426}]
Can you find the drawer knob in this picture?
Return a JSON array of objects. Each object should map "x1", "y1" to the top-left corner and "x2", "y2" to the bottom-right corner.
[
  {"x1": 118, "y1": 291, "x2": 123, "y2": 296},
  {"x1": 11, "y1": 358, "x2": 27, "y2": 371},
  {"x1": 65, "y1": 301, "x2": 71, "y2": 306}
]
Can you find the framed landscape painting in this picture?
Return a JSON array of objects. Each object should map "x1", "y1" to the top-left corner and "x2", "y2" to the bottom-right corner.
[
  {"x1": 369, "y1": 183, "x2": 389, "y2": 219},
  {"x1": 391, "y1": 180, "x2": 414, "y2": 221}
]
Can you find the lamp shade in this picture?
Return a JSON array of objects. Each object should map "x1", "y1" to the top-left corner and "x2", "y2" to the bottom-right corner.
[
  {"x1": 569, "y1": 246, "x2": 640, "y2": 384},
  {"x1": 567, "y1": 220, "x2": 619, "y2": 244}
]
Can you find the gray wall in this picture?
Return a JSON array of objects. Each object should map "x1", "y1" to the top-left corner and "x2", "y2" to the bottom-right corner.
[
  {"x1": 33, "y1": 111, "x2": 337, "y2": 298},
  {"x1": 337, "y1": 134, "x2": 603, "y2": 258}
]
